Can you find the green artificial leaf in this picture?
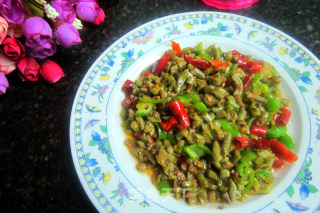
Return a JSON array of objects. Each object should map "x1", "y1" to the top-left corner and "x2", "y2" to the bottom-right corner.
[
  {"x1": 22, "y1": 0, "x2": 44, "y2": 17},
  {"x1": 286, "y1": 185, "x2": 295, "y2": 197},
  {"x1": 298, "y1": 85, "x2": 308, "y2": 92},
  {"x1": 304, "y1": 59, "x2": 310, "y2": 67},
  {"x1": 207, "y1": 17, "x2": 213, "y2": 22},
  {"x1": 89, "y1": 140, "x2": 98, "y2": 146},
  {"x1": 100, "y1": 125, "x2": 107, "y2": 133},
  {"x1": 307, "y1": 184, "x2": 318, "y2": 193}
]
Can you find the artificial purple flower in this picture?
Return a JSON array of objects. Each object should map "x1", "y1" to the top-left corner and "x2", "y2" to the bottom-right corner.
[
  {"x1": 51, "y1": 0, "x2": 76, "y2": 23},
  {"x1": 0, "y1": 0, "x2": 26, "y2": 24},
  {"x1": 24, "y1": 17, "x2": 57, "y2": 59},
  {"x1": 76, "y1": 0, "x2": 101, "y2": 23},
  {"x1": 24, "y1": 17, "x2": 53, "y2": 38},
  {"x1": 54, "y1": 23, "x2": 82, "y2": 48},
  {"x1": 0, "y1": 72, "x2": 9, "y2": 95}
]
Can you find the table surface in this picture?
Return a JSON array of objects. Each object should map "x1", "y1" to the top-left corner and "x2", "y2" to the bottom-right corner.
[{"x1": 1, "y1": 0, "x2": 319, "y2": 212}]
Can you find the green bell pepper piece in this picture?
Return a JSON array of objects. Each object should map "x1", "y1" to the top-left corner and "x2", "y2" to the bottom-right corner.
[
  {"x1": 194, "y1": 101, "x2": 210, "y2": 112},
  {"x1": 195, "y1": 42, "x2": 212, "y2": 59},
  {"x1": 278, "y1": 133, "x2": 296, "y2": 150},
  {"x1": 177, "y1": 90, "x2": 210, "y2": 113},
  {"x1": 240, "y1": 150, "x2": 257, "y2": 162},
  {"x1": 196, "y1": 142, "x2": 211, "y2": 154},
  {"x1": 218, "y1": 119, "x2": 240, "y2": 137},
  {"x1": 252, "y1": 74, "x2": 270, "y2": 94},
  {"x1": 139, "y1": 98, "x2": 167, "y2": 104},
  {"x1": 135, "y1": 102, "x2": 154, "y2": 117},
  {"x1": 266, "y1": 95, "x2": 281, "y2": 112},
  {"x1": 158, "y1": 181, "x2": 172, "y2": 195},
  {"x1": 237, "y1": 161, "x2": 254, "y2": 178},
  {"x1": 227, "y1": 96, "x2": 240, "y2": 111},
  {"x1": 242, "y1": 171, "x2": 255, "y2": 195},
  {"x1": 266, "y1": 126, "x2": 287, "y2": 139},
  {"x1": 153, "y1": 123, "x2": 167, "y2": 140},
  {"x1": 167, "y1": 132, "x2": 177, "y2": 145},
  {"x1": 184, "y1": 143, "x2": 211, "y2": 159},
  {"x1": 255, "y1": 170, "x2": 273, "y2": 180},
  {"x1": 184, "y1": 144, "x2": 203, "y2": 159}
]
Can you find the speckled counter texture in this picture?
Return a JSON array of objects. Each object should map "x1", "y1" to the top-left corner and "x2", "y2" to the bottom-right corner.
[{"x1": 0, "y1": 0, "x2": 319, "y2": 212}]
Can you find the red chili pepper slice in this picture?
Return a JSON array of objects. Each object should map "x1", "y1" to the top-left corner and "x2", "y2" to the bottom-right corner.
[
  {"x1": 246, "y1": 61, "x2": 262, "y2": 74},
  {"x1": 168, "y1": 100, "x2": 190, "y2": 130},
  {"x1": 235, "y1": 56, "x2": 262, "y2": 74},
  {"x1": 272, "y1": 158, "x2": 286, "y2": 170},
  {"x1": 269, "y1": 139, "x2": 298, "y2": 163},
  {"x1": 237, "y1": 57, "x2": 248, "y2": 67},
  {"x1": 224, "y1": 77, "x2": 231, "y2": 87},
  {"x1": 186, "y1": 56, "x2": 212, "y2": 69},
  {"x1": 160, "y1": 116, "x2": 178, "y2": 131},
  {"x1": 243, "y1": 75, "x2": 253, "y2": 91},
  {"x1": 273, "y1": 113, "x2": 281, "y2": 122},
  {"x1": 212, "y1": 60, "x2": 226, "y2": 69},
  {"x1": 234, "y1": 136, "x2": 249, "y2": 150},
  {"x1": 152, "y1": 54, "x2": 172, "y2": 75},
  {"x1": 136, "y1": 131, "x2": 142, "y2": 138},
  {"x1": 177, "y1": 156, "x2": 189, "y2": 165},
  {"x1": 276, "y1": 107, "x2": 291, "y2": 126},
  {"x1": 251, "y1": 124, "x2": 267, "y2": 137},
  {"x1": 143, "y1": 71, "x2": 151, "y2": 77},
  {"x1": 171, "y1": 40, "x2": 181, "y2": 54},
  {"x1": 122, "y1": 93, "x2": 134, "y2": 108},
  {"x1": 232, "y1": 50, "x2": 246, "y2": 58},
  {"x1": 121, "y1": 80, "x2": 134, "y2": 95},
  {"x1": 252, "y1": 138, "x2": 270, "y2": 149}
]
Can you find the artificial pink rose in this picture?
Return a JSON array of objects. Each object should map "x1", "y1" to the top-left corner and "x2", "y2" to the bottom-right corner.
[
  {"x1": 7, "y1": 22, "x2": 24, "y2": 38},
  {"x1": 40, "y1": 61, "x2": 65, "y2": 83},
  {"x1": 0, "y1": 16, "x2": 8, "y2": 44},
  {"x1": 0, "y1": 53, "x2": 16, "y2": 75},
  {"x1": 0, "y1": 37, "x2": 25, "y2": 61},
  {"x1": 93, "y1": 7, "x2": 105, "y2": 25},
  {"x1": 17, "y1": 57, "x2": 40, "y2": 81},
  {"x1": 54, "y1": 23, "x2": 82, "y2": 48}
]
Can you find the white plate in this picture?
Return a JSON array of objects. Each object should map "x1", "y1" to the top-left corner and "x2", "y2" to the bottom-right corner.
[{"x1": 70, "y1": 12, "x2": 320, "y2": 213}]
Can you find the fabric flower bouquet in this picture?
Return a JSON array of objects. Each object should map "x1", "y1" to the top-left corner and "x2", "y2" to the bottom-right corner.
[{"x1": 0, "y1": 0, "x2": 105, "y2": 95}]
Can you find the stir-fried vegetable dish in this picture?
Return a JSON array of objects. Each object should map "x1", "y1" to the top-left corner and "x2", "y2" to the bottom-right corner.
[{"x1": 121, "y1": 41, "x2": 298, "y2": 205}]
